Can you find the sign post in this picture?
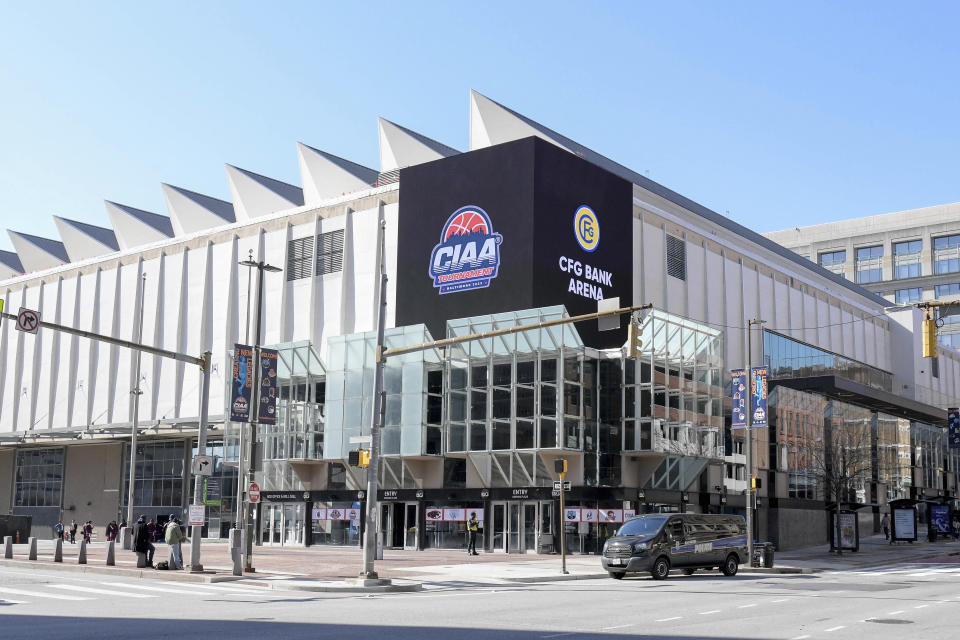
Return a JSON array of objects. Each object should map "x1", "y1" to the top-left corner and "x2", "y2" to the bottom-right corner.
[{"x1": 555, "y1": 459, "x2": 569, "y2": 575}]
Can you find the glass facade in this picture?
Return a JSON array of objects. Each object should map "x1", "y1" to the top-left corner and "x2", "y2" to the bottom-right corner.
[
  {"x1": 819, "y1": 250, "x2": 846, "y2": 277},
  {"x1": 893, "y1": 240, "x2": 922, "y2": 279},
  {"x1": 15, "y1": 448, "x2": 64, "y2": 507},
  {"x1": 188, "y1": 439, "x2": 238, "y2": 538},
  {"x1": 895, "y1": 287, "x2": 922, "y2": 304},
  {"x1": 876, "y1": 413, "x2": 912, "y2": 501},
  {"x1": 855, "y1": 245, "x2": 883, "y2": 284},
  {"x1": 763, "y1": 331, "x2": 893, "y2": 392},
  {"x1": 121, "y1": 440, "x2": 186, "y2": 512},
  {"x1": 934, "y1": 234, "x2": 960, "y2": 274}
]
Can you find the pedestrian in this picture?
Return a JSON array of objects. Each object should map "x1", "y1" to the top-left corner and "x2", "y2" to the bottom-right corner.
[
  {"x1": 69, "y1": 520, "x2": 78, "y2": 544},
  {"x1": 147, "y1": 519, "x2": 156, "y2": 543},
  {"x1": 82, "y1": 520, "x2": 93, "y2": 544},
  {"x1": 466, "y1": 511, "x2": 480, "y2": 556},
  {"x1": 132, "y1": 515, "x2": 155, "y2": 567},
  {"x1": 105, "y1": 521, "x2": 118, "y2": 542},
  {"x1": 54, "y1": 520, "x2": 64, "y2": 541},
  {"x1": 881, "y1": 513, "x2": 889, "y2": 541},
  {"x1": 953, "y1": 519, "x2": 960, "y2": 542},
  {"x1": 165, "y1": 515, "x2": 186, "y2": 570}
]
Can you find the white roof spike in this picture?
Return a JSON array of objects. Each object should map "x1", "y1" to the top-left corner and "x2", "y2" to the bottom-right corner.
[
  {"x1": 7, "y1": 230, "x2": 69, "y2": 273},
  {"x1": 161, "y1": 183, "x2": 235, "y2": 236},
  {"x1": 377, "y1": 117, "x2": 459, "y2": 173},
  {"x1": 104, "y1": 201, "x2": 174, "y2": 250},
  {"x1": 470, "y1": 89, "x2": 569, "y2": 151},
  {"x1": 297, "y1": 143, "x2": 378, "y2": 205},
  {"x1": 0, "y1": 249, "x2": 24, "y2": 279},
  {"x1": 53, "y1": 216, "x2": 119, "y2": 262},
  {"x1": 225, "y1": 164, "x2": 304, "y2": 221}
]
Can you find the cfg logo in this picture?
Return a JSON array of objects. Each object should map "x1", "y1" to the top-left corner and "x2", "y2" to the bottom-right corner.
[
  {"x1": 574, "y1": 205, "x2": 599, "y2": 252},
  {"x1": 429, "y1": 206, "x2": 503, "y2": 294}
]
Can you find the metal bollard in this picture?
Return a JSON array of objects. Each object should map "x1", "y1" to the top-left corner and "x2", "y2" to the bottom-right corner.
[
  {"x1": 28, "y1": 537, "x2": 38, "y2": 560},
  {"x1": 54, "y1": 537, "x2": 63, "y2": 562},
  {"x1": 3, "y1": 536, "x2": 12, "y2": 559},
  {"x1": 78, "y1": 539, "x2": 87, "y2": 564},
  {"x1": 106, "y1": 540, "x2": 115, "y2": 566}
]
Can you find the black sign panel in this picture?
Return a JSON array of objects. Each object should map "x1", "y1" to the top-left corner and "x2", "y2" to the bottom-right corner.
[{"x1": 396, "y1": 137, "x2": 632, "y2": 349}]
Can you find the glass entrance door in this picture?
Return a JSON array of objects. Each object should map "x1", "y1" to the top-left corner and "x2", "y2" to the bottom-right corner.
[
  {"x1": 504, "y1": 501, "x2": 553, "y2": 553},
  {"x1": 491, "y1": 502, "x2": 507, "y2": 552},
  {"x1": 283, "y1": 503, "x2": 303, "y2": 545},
  {"x1": 404, "y1": 503, "x2": 418, "y2": 550},
  {"x1": 262, "y1": 504, "x2": 282, "y2": 545}
]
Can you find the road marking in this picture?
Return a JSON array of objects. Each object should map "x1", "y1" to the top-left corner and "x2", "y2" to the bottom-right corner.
[
  {"x1": 540, "y1": 634, "x2": 577, "y2": 639},
  {"x1": 771, "y1": 598, "x2": 790, "y2": 603},
  {"x1": 737, "y1": 604, "x2": 757, "y2": 609},
  {"x1": 655, "y1": 617, "x2": 682, "y2": 622},
  {"x1": 914, "y1": 604, "x2": 928, "y2": 609},
  {"x1": 0, "y1": 598, "x2": 28, "y2": 604},
  {"x1": 824, "y1": 626, "x2": 845, "y2": 632},
  {"x1": 0, "y1": 588, "x2": 91, "y2": 601},
  {"x1": 158, "y1": 581, "x2": 261, "y2": 593},
  {"x1": 887, "y1": 610, "x2": 904, "y2": 615},
  {"x1": 601, "y1": 624, "x2": 632, "y2": 630},
  {"x1": 101, "y1": 582, "x2": 188, "y2": 594},
  {"x1": 49, "y1": 584, "x2": 155, "y2": 598},
  {"x1": 790, "y1": 636, "x2": 810, "y2": 640},
  {"x1": 699, "y1": 610, "x2": 720, "y2": 615}
]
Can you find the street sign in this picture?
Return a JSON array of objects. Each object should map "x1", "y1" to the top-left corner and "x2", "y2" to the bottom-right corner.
[
  {"x1": 248, "y1": 482, "x2": 261, "y2": 503},
  {"x1": 597, "y1": 297, "x2": 620, "y2": 331},
  {"x1": 188, "y1": 504, "x2": 205, "y2": 527},
  {"x1": 16, "y1": 307, "x2": 40, "y2": 334},
  {"x1": 552, "y1": 481, "x2": 572, "y2": 491},
  {"x1": 349, "y1": 436, "x2": 372, "y2": 444},
  {"x1": 192, "y1": 454, "x2": 214, "y2": 476}
]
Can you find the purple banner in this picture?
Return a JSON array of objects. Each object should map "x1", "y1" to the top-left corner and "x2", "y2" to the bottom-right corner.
[
  {"x1": 230, "y1": 344, "x2": 254, "y2": 422},
  {"x1": 731, "y1": 369, "x2": 747, "y2": 429},
  {"x1": 258, "y1": 348, "x2": 278, "y2": 424}
]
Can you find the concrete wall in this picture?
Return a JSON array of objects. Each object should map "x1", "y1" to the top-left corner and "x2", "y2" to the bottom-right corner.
[
  {"x1": 770, "y1": 506, "x2": 828, "y2": 551},
  {"x1": 62, "y1": 442, "x2": 122, "y2": 539},
  {"x1": 0, "y1": 449, "x2": 12, "y2": 513}
]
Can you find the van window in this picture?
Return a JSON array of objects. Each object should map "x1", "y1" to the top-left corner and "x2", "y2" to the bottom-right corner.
[{"x1": 667, "y1": 519, "x2": 684, "y2": 541}]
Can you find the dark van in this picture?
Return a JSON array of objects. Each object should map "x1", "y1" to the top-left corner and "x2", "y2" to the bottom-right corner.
[{"x1": 601, "y1": 513, "x2": 747, "y2": 580}]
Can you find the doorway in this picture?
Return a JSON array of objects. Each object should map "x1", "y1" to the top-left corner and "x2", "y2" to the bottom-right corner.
[
  {"x1": 492, "y1": 500, "x2": 553, "y2": 553},
  {"x1": 381, "y1": 502, "x2": 418, "y2": 549},
  {"x1": 261, "y1": 503, "x2": 304, "y2": 546}
]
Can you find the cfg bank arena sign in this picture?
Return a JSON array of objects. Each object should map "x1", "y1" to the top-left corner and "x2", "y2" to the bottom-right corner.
[{"x1": 396, "y1": 137, "x2": 632, "y2": 349}]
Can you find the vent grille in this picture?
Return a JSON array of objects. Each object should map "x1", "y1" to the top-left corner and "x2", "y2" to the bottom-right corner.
[
  {"x1": 666, "y1": 234, "x2": 686, "y2": 281},
  {"x1": 286, "y1": 236, "x2": 315, "y2": 281},
  {"x1": 376, "y1": 169, "x2": 400, "y2": 186},
  {"x1": 317, "y1": 229, "x2": 345, "y2": 276}
]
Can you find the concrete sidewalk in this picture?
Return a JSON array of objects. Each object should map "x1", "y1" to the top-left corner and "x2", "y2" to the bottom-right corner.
[{"x1": 4, "y1": 533, "x2": 960, "y2": 591}]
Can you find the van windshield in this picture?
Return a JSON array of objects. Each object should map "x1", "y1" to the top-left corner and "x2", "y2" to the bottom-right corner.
[{"x1": 616, "y1": 516, "x2": 668, "y2": 536}]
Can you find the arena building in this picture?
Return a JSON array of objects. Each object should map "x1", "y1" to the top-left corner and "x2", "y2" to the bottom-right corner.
[{"x1": 1, "y1": 91, "x2": 958, "y2": 553}]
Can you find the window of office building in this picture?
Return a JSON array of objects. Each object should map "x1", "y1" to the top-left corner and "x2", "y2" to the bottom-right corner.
[
  {"x1": 14, "y1": 448, "x2": 64, "y2": 507},
  {"x1": 764, "y1": 331, "x2": 892, "y2": 392},
  {"x1": 934, "y1": 234, "x2": 960, "y2": 274},
  {"x1": 935, "y1": 284, "x2": 960, "y2": 326},
  {"x1": 894, "y1": 288, "x2": 922, "y2": 304},
  {"x1": 893, "y1": 240, "x2": 922, "y2": 279},
  {"x1": 819, "y1": 250, "x2": 846, "y2": 277},
  {"x1": 855, "y1": 245, "x2": 883, "y2": 284},
  {"x1": 121, "y1": 440, "x2": 186, "y2": 510}
]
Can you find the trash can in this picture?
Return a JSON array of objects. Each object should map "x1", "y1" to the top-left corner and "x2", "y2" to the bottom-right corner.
[{"x1": 763, "y1": 543, "x2": 775, "y2": 569}]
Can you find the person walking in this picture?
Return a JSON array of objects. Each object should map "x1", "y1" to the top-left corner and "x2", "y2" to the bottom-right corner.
[
  {"x1": 82, "y1": 520, "x2": 93, "y2": 544},
  {"x1": 466, "y1": 511, "x2": 480, "y2": 556},
  {"x1": 164, "y1": 516, "x2": 185, "y2": 570},
  {"x1": 105, "y1": 521, "x2": 118, "y2": 542},
  {"x1": 881, "y1": 513, "x2": 890, "y2": 541},
  {"x1": 132, "y1": 515, "x2": 155, "y2": 567},
  {"x1": 54, "y1": 520, "x2": 64, "y2": 541},
  {"x1": 68, "y1": 520, "x2": 78, "y2": 544}
]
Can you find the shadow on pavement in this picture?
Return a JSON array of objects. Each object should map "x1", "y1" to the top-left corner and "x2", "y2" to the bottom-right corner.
[{"x1": 0, "y1": 618, "x2": 785, "y2": 640}]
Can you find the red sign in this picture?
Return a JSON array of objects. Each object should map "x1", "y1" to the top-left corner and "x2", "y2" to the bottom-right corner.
[
  {"x1": 248, "y1": 482, "x2": 260, "y2": 504},
  {"x1": 16, "y1": 307, "x2": 40, "y2": 334}
]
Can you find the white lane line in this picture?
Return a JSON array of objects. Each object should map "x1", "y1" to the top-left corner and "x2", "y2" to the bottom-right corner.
[
  {"x1": 771, "y1": 598, "x2": 790, "y2": 603},
  {"x1": 790, "y1": 636, "x2": 810, "y2": 640},
  {"x1": 101, "y1": 582, "x2": 187, "y2": 594},
  {"x1": 655, "y1": 617, "x2": 682, "y2": 622},
  {"x1": 0, "y1": 598, "x2": 28, "y2": 604},
  {"x1": 737, "y1": 604, "x2": 757, "y2": 609},
  {"x1": 540, "y1": 634, "x2": 577, "y2": 639},
  {"x1": 825, "y1": 626, "x2": 845, "y2": 632},
  {"x1": 914, "y1": 604, "x2": 929, "y2": 609},
  {"x1": 49, "y1": 584, "x2": 155, "y2": 598},
  {"x1": 0, "y1": 588, "x2": 91, "y2": 601},
  {"x1": 601, "y1": 624, "x2": 632, "y2": 630},
  {"x1": 887, "y1": 610, "x2": 904, "y2": 615},
  {"x1": 699, "y1": 610, "x2": 721, "y2": 615},
  {"x1": 157, "y1": 581, "x2": 261, "y2": 593}
]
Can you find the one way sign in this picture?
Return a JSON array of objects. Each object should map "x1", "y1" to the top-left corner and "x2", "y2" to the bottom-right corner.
[{"x1": 192, "y1": 455, "x2": 214, "y2": 476}]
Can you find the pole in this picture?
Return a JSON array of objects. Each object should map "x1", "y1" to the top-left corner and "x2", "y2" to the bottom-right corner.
[
  {"x1": 244, "y1": 260, "x2": 266, "y2": 572},
  {"x1": 236, "y1": 253, "x2": 253, "y2": 531},
  {"x1": 559, "y1": 471, "x2": 568, "y2": 575},
  {"x1": 125, "y1": 273, "x2": 147, "y2": 540},
  {"x1": 190, "y1": 351, "x2": 212, "y2": 571},
  {"x1": 361, "y1": 219, "x2": 388, "y2": 579},
  {"x1": 745, "y1": 321, "x2": 753, "y2": 564}
]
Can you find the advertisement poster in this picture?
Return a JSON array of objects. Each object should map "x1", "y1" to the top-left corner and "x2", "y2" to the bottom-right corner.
[
  {"x1": 581, "y1": 509, "x2": 598, "y2": 523},
  {"x1": 258, "y1": 348, "x2": 278, "y2": 424},
  {"x1": 311, "y1": 508, "x2": 327, "y2": 521},
  {"x1": 930, "y1": 505, "x2": 951, "y2": 533},
  {"x1": 564, "y1": 508, "x2": 581, "y2": 522},
  {"x1": 346, "y1": 508, "x2": 361, "y2": 522},
  {"x1": 949, "y1": 408, "x2": 960, "y2": 449},
  {"x1": 833, "y1": 512, "x2": 857, "y2": 550},
  {"x1": 731, "y1": 369, "x2": 747, "y2": 428},
  {"x1": 598, "y1": 509, "x2": 623, "y2": 523},
  {"x1": 623, "y1": 509, "x2": 636, "y2": 520},
  {"x1": 425, "y1": 508, "x2": 443, "y2": 522},
  {"x1": 465, "y1": 508, "x2": 484, "y2": 523},
  {"x1": 750, "y1": 366, "x2": 768, "y2": 428},
  {"x1": 442, "y1": 508, "x2": 465, "y2": 522},
  {"x1": 894, "y1": 508, "x2": 916, "y2": 540},
  {"x1": 326, "y1": 508, "x2": 346, "y2": 521},
  {"x1": 230, "y1": 344, "x2": 253, "y2": 422}
]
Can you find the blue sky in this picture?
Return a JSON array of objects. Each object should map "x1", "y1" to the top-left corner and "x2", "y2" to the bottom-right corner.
[{"x1": 1, "y1": 2, "x2": 958, "y2": 254}]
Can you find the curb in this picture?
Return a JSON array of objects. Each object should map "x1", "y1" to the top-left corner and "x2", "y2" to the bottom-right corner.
[
  {"x1": 505, "y1": 573, "x2": 610, "y2": 583},
  {"x1": 267, "y1": 580, "x2": 423, "y2": 593},
  {"x1": 0, "y1": 558, "x2": 248, "y2": 584}
]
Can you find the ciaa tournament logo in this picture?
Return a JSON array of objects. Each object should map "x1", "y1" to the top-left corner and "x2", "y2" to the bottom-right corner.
[{"x1": 429, "y1": 205, "x2": 503, "y2": 294}]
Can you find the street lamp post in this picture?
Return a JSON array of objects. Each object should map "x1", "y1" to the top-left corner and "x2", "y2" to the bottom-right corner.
[
  {"x1": 238, "y1": 252, "x2": 281, "y2": 572},
  {"x1": 235, "y1": 253, "x2": 255, "y2": 532},
  {"x1": 124, "y1": 273, "x2": 147, "y2": 548},
  {"x1": 744, "y1": 317, "x2": 766, "y2": 564}
]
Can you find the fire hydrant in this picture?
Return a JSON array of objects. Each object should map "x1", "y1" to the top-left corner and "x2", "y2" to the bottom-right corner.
[{"x1": 15, "y1": 530, "x2": 20, "y2": 544}]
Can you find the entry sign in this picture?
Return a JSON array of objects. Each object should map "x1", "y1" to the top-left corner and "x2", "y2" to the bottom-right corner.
[
  {"x1": 192, "y1": 454, "x2": 214, "y2": 476},
  {"x1": 188, "y1": 504, "x2": 205, "y2": 527},
  {"x1": 248, "y1": 482, "x2": 261, "y2": 504},
  {"x1": 949, "y1": 408, "x2": 960, "y2": 449},
  {"x1": 16, "y1": 307, "x2": 40, "y2": 334}
]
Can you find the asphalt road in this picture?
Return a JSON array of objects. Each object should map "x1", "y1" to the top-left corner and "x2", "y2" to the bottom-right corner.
[{"x1": 1, "y1": 561, "x2": 958, "y2": 639}]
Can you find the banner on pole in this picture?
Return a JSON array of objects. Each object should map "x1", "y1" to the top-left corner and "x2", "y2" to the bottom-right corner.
[
  {"x1": 731, "y1": 369, "x2": 747, "y2": 429},
  {"x1": 750, "y1": 366, "x2": 768, "y2": 428},
  {"x1": 259, "y1": 348, "x2": 278, "y2": 424},
  {"x1": 230, "y1": 344, "x2": 254, "y2": 422},
  {"x1": 949, "y1": 408, "x2": 960, "y2": 449}
]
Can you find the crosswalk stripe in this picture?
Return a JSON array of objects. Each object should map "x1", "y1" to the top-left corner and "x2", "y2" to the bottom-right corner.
[
  {"x1": 49, "y1": 584, "x2": 156, "y2": 598},
  {"x1": 0, "y1": 588, "x2": 92, "y2": 601},
  {"x1": 158, "y1": 581, "x2": 263, "y2": 594},
  {"x1": 101, "y1": 582, "x2": 187, "y2": 594}
]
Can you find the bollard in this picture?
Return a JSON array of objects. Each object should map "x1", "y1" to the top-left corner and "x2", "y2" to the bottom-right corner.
[
  {"x1": 136, "y1": 551, "x2": 147, "y2": 568},
  {"x1": 228, "y1": 528, "x2": 242, "y2": 549},
  {"x1": 120, "y1": 526, "x2": 133, "y2": 551},
  {"x1": 3, "y1": 536, "x2": 12, "y2": 559},
  {"x1": 231, "y1": 546, "x2": 242, "y2": 576},
  {"x1": 106, "y1": 540, "x2": 115, "y2": 566},
  {"x1": 78, "y1": 539, "x2": 87, "y2": 564},
  {"x1": 28, "y1": 537, "x2": 38, "y2": 560},
  {"x1": 54, "y1": 537, "x2": 63, "y2": 562}
]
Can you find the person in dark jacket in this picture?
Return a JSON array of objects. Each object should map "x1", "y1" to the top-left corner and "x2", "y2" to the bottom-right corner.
[
  {"x1": 69, "y1": 520, "x2": 78, "y2": 544},
  {"x1": 132, "y1": 515, "x2": 155, "y2": 566}
]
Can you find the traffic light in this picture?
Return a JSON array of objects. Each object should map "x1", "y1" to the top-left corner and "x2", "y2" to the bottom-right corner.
[
  {"x1": 554, "y1": 459, "x2": 567, "y2": 476},
  {"x1": 922, "y1": 311, "x2": 937, "y2": 358},
  {"x1": 626, "y1": 318, "x2": 643, "y2": 358},
  {"x1": 358, "y1": 449, "x2": 370, "y2": 468},
  {"x1": 348, "y1": 449, "x2": 371, "y2": 468}
]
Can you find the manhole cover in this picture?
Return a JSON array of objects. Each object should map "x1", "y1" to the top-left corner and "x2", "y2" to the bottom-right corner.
[{"x1": 867, "y1": 619, "x2": 913, "y2": 625}]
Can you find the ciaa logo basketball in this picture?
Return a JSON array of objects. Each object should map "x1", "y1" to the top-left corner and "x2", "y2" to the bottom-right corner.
[{"x1": 428, "y1": 205, "x2": 503, "y2": 294}]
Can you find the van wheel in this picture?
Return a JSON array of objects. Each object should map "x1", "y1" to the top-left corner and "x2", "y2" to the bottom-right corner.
[
  {"x1": 608, "y1": 571, "x2": 625, "y2": 580},
  {"x1": 683, "y1": 568, "x2": 697, "y2": 575},
  {"x1": 721, "y1": 554, "x2": 739, "y2": 576},
  {"x1": 650, "y1": 557, "x2": 671, "y2": 580}
]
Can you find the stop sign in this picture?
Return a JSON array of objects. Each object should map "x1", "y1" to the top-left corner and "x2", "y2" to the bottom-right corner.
[{"x1": 248, "y1": 482, "x2": 261, "y2": 504}]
